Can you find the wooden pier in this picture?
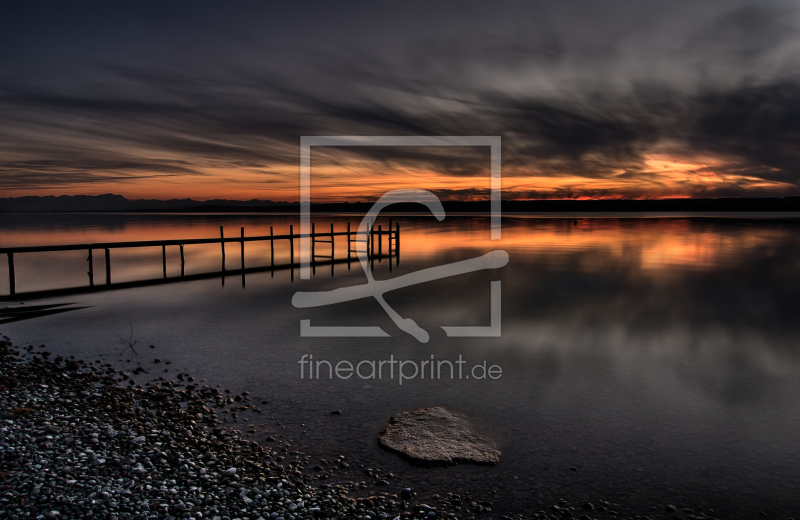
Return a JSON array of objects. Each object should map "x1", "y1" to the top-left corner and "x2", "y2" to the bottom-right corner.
[{"x1": 0, "y1": 221, "x2": 399, "y2": 300}]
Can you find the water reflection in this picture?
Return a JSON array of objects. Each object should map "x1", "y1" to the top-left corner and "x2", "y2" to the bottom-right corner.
[
  {"x1": 1, "y1": 213, "x2": 800, "y2": 517},
  {"x1": 0, "y1": 302, "x2": 89, "y2": 323}
]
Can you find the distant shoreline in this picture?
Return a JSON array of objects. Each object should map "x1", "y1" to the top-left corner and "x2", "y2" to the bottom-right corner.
[{"x1": 2, "y1": 196, "x2": 800, "y2": 213}]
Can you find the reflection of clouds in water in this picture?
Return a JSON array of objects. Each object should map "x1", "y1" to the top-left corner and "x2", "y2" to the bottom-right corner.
[
  {"x1": 390, "y1": 217, "x2": 798, "y2": 276},
  {"x1": 0, "y1": 213, "x2": 304, "y2": 246},
  {"x1": 494, "y1": 320, "x2": 799, "y2": 401},
  {"x1": 3, "y1": 214, "x2": 800, "y2": 515},
  {"x1": 4, "y1": 213, "x2": 800, "y2": 396},
  {"x1": 0, "y1": 213, "x2": 306, "y2": 293},
  {"x1": 390, "y1": 219, "x2": 800, "y2": 409}
]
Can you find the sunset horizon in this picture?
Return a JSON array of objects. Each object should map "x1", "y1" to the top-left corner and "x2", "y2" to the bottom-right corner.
[
  {"x1": 2, "y1": 148, "x2": 798, "y2": 202},
  {"x1": 6, "y1": 190, "x2": 800, "y2": 203}
]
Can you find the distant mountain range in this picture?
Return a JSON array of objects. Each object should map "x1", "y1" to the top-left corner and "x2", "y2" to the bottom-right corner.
[
  {"x1": 0, "y1": 194, "x2": 291, "y2": 213},
  {"x1": 1, "y1": 194, "x2": 800, "y2": 213}
]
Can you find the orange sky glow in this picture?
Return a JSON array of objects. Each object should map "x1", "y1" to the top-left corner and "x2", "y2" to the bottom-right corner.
[{"x1": 3, "y1": 153, "x2": 794, "y2": 202}]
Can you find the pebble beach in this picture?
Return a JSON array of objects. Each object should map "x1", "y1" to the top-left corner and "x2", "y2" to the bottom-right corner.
[
  {"x1": 0, "y1": 336, "x2": 431, "y2": 520},
  {"x1": 0, "y1": 336, "x2": 541, "y2": 520},
  {"x1": 0, "y1": 334, "x2": 748, "y2": 520}
]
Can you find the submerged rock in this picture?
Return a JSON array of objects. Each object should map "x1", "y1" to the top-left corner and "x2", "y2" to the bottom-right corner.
[{"x1": 378, "y1": 406, "x2": 500, "y2": 465}]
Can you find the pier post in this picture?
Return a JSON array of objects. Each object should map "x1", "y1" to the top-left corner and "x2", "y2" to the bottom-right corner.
[
  {"x1": 396, "y1": 222, "x2": 400, "y2": 265},
  {"x1": 7, "y1": 253, "x2": 14, "y2": 296},
  {"x1": 290, "y1": 224, "x2": 294, "y2": 282},
  {"x1": 180, "y1": 245, "x2": 185, "y2": 277},
  {"x1": 240, "y1": 227, "x2": 245, "y2": 288},
  {"x1": 388, "y1": 220, "x2": 392, "y2": 270},
  {"x1": 87, "y1": 249, "x2": 94, "y2": 286},
  {"x1": 365, "y1": 219, "x2": 371, "y2": 264},
  {"x1": 270, "y1": 226, "x2": 274, "y2": 278},
  {"x1": 330, "y1": 222, "x2": 335, "y2": 277},
  {"x1": 367, "y1": 222, "x2": 375, "y2": 258},
  {"x1": 104, "y1": 248, "x2": 111, "y2": 285},
  {"x1": 311, "y1": 223, "x2": 316, "y2": 274},
  {"x1": 162, "y1": 245, "x2": 167, "y2": 278},
  {"x1": 220, "y1": 226, "x2": 226, "y2": 272},
  {"x1": 290, "y1": 224, "x2": 294, "y2": 265},
  {"x1": 270, "y1": 226, "x2": 274, "y2": 267},
  {"x1": 240, "y1": 227, "x2": 245, "y2": 271},
  {"x1": 378, "y1": 225, "x2": 382, "y2": 257}
]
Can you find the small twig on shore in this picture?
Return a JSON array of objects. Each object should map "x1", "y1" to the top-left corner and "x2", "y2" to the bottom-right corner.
[{"x1": 115, "y1": 318, "x2": 138, "y2": 355}]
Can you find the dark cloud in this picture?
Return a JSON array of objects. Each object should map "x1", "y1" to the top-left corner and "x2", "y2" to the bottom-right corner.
[
  {"x1": 690, "y1": 83, "x2": 800, "y2": 179},
  {"x1": 0, "y1": 158, "x2": 200, "y2": 189},
  {"x1": 1, "y1": 1, "x2": 799, "y2": 198}
]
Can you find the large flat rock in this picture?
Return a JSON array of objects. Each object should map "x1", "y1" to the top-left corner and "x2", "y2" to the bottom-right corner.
[{"x1": 378, "y1": 406, "x2": 500, "y2": 466}]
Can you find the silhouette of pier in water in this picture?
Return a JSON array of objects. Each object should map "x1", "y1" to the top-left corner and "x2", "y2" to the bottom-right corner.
[{"x1": 0, "y1": 220, "x2": 399, "y2": 301}]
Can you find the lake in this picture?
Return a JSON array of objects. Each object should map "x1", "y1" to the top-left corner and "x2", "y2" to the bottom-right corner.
[{"x1": 2, "y1": 212, "x2": 800, "y2": 518}]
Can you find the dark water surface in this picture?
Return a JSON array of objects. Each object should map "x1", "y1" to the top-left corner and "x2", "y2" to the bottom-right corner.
[{"x1": 2, "y1": 213, "x2": 800, "y2": 518}]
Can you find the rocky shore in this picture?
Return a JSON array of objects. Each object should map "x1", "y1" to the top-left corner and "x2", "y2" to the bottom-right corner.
[
  {"x1": 0, "y1": 334, "x2": 735, "y2": 520},
  {"x1": 0, "y1": 336, "x2": 468, "y2": 520}
]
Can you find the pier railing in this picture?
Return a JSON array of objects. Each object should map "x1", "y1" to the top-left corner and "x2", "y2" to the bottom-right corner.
[{"x1": 0, "y1": 220, "x2": 400, "y2": 300}]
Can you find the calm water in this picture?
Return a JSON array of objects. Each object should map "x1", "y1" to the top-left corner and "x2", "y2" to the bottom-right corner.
[{"x1": 2, "y1": 212, "x2": 800, "y2": 518}]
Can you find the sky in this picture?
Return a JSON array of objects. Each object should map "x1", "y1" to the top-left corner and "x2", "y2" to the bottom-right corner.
[{"x1": 1, "y1": 1, "x2": 800, "y2": 202}]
